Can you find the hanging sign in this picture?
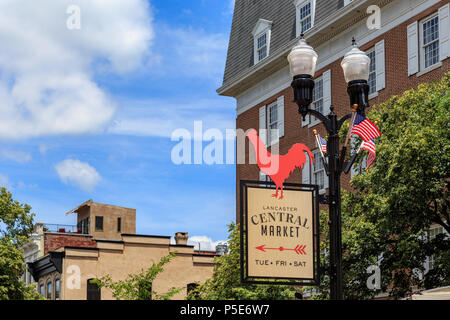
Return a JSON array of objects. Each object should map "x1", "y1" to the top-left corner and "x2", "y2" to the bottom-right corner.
[{"x1": 240, "y1": 180, "x2": 319, "y2": 285}]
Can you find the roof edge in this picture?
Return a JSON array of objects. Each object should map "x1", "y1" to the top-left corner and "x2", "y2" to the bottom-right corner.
[{"x1": 217, "y1": 0, "x2": 387, "y2": 97}]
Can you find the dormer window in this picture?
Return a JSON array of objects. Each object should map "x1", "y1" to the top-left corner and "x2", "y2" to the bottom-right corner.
[
  {"x1": 252, "y1": 19, "x2": 272, "y2": 65},
  {"x1": 257, "y1": 33, "x2": 268, "y2": 61},
  {"x1": 295, "y1": 0, "x2": 315, "y2": 37}
]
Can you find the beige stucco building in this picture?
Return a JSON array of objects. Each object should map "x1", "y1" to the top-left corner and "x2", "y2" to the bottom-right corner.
[{"x1": 28, "y1": 201, "x2": 216, "y2": 300}]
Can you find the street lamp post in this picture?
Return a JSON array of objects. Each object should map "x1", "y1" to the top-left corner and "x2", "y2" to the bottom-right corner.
[{"x1": 288, "y1": 36, "x2": 370, "y2": 300}]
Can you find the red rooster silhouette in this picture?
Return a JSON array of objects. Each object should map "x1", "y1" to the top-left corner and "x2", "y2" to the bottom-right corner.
[{"x1": 247, "y1": 129, "x2": 314, "y2": 199}]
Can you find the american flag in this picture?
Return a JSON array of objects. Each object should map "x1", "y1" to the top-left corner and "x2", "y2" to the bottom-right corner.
[
  {"x1": 351, "y1": 114, "x2": 381, "y2": 142},
  {"x1": 360, "y1": 139, "x2": 376, "y2": 168},
  {"x1": 318, "y1": 135, "x2": 327, "y2": 154}
]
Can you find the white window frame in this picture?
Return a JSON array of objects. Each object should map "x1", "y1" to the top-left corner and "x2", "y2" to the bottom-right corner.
[
  {"x1": 259, "y1": 171, "x2": 269, "y2": 186},
  {"x1": 267, "y1": 101, "x2": 279, "y2": 146},
  {"x1": 256, "y1": 33, "x2": 268, "y2": 62},
  {"x1": 312, "y1": 149, "x2": 327, "y2": 194},
  {"x1": 309, "y1": 76, "x2": 323, "y2": 127},
  {"x1": 295, "y1": 0, "x2": 315, "y2": 37},
  {"x1": 367, "y1": 47, "x2": 377, "y2": 96},
  {"x1": 420, "y1": 13, "x2": 440, "y2": 71},
  {"x1": 252, "y1": 19, "x2": 272, "y2": 65},
  {"x1": 425, "y1": 224, "x2": 447, "y2": 271}
]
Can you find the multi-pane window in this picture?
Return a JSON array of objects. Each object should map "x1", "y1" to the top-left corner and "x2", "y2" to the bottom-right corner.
[
  {"x1": 55, "y1": 279, "x2": 60, "y2": 300},
  {"x1": 422, "y1": 15, "x2": 439, "y2": 69},
  {"x1": 367, "y1": 48, "x2": 377, "y2": 95},
  {"x1": 299, "y1": 2, "x2": 312, "y2": 33},
  {"x1": 313, "y1": 150, "x2": 325, "y2": 191},
  {"x1": 39, "y1": 283, "x2": 44, "y2": 296},
  {"x1": 257, "y1": 33, "x2": 268, "y2": 62},
  {"x1": 427, "y1": 226, "x2": 444, "y2": 270},
  {"x1": 78, "y1": 217, "x2": 90, "y2": 234},
  {"x1": 95, "y1": 216, "x2": 103, "y2": 232},
  {"x1": 268, "y1": 102, "x2": 278, "y2": 145},
  {"x1": 310, "y1": 78, "x2": 323, "y2": 125},
  {"x1": 46, "y1": 281, "x2": 52, "y2": 299}
]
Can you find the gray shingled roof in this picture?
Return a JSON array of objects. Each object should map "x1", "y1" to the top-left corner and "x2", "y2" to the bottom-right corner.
[{"x1": 223, "y1": 0, "x2": 344, "y2": 86}]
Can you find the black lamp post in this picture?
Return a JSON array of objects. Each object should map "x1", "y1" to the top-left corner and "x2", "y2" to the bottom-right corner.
[{"x1": 288, "y1": 35, "x2": 370, "y2": 300}]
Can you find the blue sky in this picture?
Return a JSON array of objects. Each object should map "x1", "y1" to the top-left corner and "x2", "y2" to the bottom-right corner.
[{"x1": 0, "y1": 0, "x2": 236, "y2": 249}]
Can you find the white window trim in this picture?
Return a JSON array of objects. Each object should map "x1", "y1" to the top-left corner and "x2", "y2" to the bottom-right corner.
[
  {"x1": 424, "y1": 224, "x2": 448, "y2": 272},
  {"x1": 312, "y1": 149, "x2": 327, "y2": 194},
  {"x1": 267, "y1": 100, "x2": 279, "y2": 146},
  {"x1": 260, "y1": 97, "x2": 284, "y2": 147},
  {"x1": 368, "y1": 91, "x2": 379, "y2": 100},
  {"x1": 419, "y1": 13, "x2": 440, "y2": 71},
  {"x1": 259, "y1": 170, "x2": 268, "y2": 185},
  {"x1": 416, "y1": 61, "x2": 443, "y2": 77},
  {"x1": 295, "y1": 0, "x2": 316, "y2": 38},
  {"x1": 252, "y1": 19, "x2": 272, "y2": 65},
  {"x1": 308, "y1": 76, "x2": 323, "y2": 128},
  {"x1": 256, "y1": 33, "x2": 268, "y2": 62},
  {"x1": 367, "y1": 47, "x2": 377, "y2": 95}
]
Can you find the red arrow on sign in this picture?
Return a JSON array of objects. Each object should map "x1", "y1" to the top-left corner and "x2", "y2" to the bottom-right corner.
[{"x1": 255, "y1": 244, "x2": 306, "y2": 255}]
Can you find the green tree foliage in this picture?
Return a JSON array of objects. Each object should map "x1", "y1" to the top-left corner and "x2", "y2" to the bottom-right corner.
[
  {"x1": 91, "y1": 252, "x2": 182, "y2": 300},
  {"x1": 0, "y1": 187, "x2": 42, "y2": 300},
  {"x1": 311, "y1": 73, "x2": 450, "y2": 299},
  {"x1": 188, "y1": 223, "x2": 296, "y2": 300}
]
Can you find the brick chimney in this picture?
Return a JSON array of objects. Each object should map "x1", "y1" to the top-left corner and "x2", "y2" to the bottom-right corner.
[{"x1": 174, "y1": 232, "x2": 188, "y2": 245}]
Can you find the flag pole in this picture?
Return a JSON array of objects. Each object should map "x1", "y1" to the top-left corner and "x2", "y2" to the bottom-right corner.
[
  {"x1": 313, "y1": 129, "x2": 326, "y2": 160},
  {"x1": 344, "y1": 121, "x2": 378, "y2": 173},
  {"x1": 313, "y1": 129, "x2": 328, "y2": 174},
  {"x1": 364, "y1": 121, "x2": 378, "y2": 171},
  {"x1": 356, "y1": 120, "x2": 377, "y2": 154},
  {"x1": 344, "y1": 104, "x2": 358, "y2": 148}
]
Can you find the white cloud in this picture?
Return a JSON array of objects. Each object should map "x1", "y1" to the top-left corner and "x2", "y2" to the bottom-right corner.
[
  {"x1": 187, "y1": 235, "x2": 227, "y2": 252},
  {"x1": 0, "y1": 173, "x2": 12, "y2": 189},
  {"x1": 17, "y1": 181, "x2": 38, "y2": 189},
  {"x1": 0, "y1": 149, "x2": 32, "y2": 163},
  {"x1": 39, "y1": 144, "x2": 52, "y2": 156},
  {"x1": 108, "y1": 97, "x2": 235, "y2": 138},
  {"x1": 55, "y1": 159, "x2": 101, "y2": 191},
  {"x1": 151, "y1": 26, "x2": 229, "y2": 81},
  {"x1": 0, "y1": 0, "x2": 153, "y2": 139}
]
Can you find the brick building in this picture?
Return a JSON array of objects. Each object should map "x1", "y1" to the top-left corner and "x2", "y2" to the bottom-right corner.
[
  {"x1": 218, "y1": 0, "x2": 449, "y2": 223},
  {"x1": 27, "y1": 201, "x2": 216, "y2": 300}
]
